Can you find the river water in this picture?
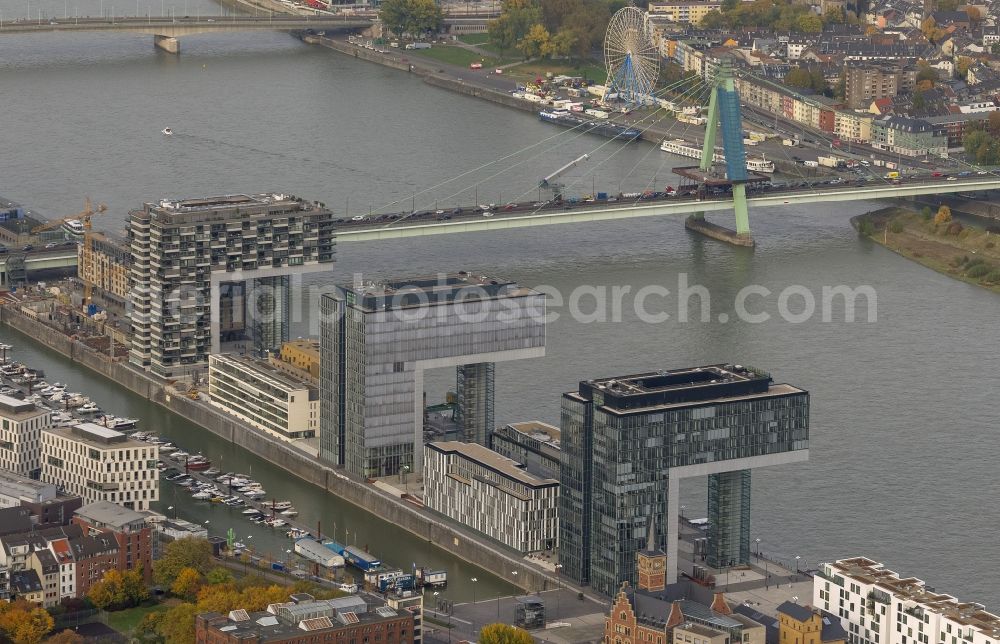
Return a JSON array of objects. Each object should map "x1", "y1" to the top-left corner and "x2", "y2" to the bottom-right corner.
[{"x1": 1, "y1": 16, "x2": 999, "y2": 606}]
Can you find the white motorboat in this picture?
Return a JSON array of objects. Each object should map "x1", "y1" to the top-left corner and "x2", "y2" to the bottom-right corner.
[
  {"x1": 270, "y1": 501, "x2": 293, "y2": 511},
  {"x1": 191, "y1": 491, "x2": 213, "y2": 500},
  {"x1": 162, "y1": 127, "x2": 173, "y2": 136},
  {"x1": 265, "y1": 518, "x2": 287, "y2": 528},
  {"x1": 280, "y1": 508, "x2": 298, "y2": 517},
  {"x1": 242, "y1": 508, "x2": 262, "y2": 516},
  {"x1": 77, "y1": 402, "x2": 101, "y2": 414}
]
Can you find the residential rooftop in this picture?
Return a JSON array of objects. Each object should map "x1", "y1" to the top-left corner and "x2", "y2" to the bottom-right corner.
[
  {"x1": 567, "y1": 364, "x2": 806, "y2": 414},
  {"x1": 211, "y1": 353, "x2": 317, "y2": 395},
  {"x1": 198, "y1": 594, "x2": 410, "y2": 641},
  {"x1": 74, "y1": 500, "x2": 148, "y2": 531},
  {"x1": 0, "y1": 393, "x2": 45, "y2": 419},
  {"x1": 45, "y1": 423, "x2": 148, "y2": 448},
  {"x1": 505, "y1": 421, "x2": 561, "y2": 447},
  {"x1": 824, "y1": 557, "x2": 1000, "y2": 637},
  {"x1": 334, "y1": 272, "x2": 540, "y2": 312}
]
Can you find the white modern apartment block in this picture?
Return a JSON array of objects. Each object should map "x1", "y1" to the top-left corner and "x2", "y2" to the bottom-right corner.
[
  {"x1": 816, "y1": 557, "x2": 1000, "y2": 644},
  {"x1": 0, "y1": 394, "x2": 50, "y2": 477},
  {"x1": 208, "y1": 353, "x2": 318, "y2": 440},
  {"x1": 127, "y1": 193, "x2": 335, "y2": 378},
  {"x1": 424, "y1": 441, "x2": 558, "y2": 554},
  {"x1": 41, "y1": 424, "x2": 159, "y2": 511}
]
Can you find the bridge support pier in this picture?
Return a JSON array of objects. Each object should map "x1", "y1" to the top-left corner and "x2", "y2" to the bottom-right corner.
[
  {"x1": 684, "y1": 216, "x2": 755, "y2": 247},
  {"x1": 154, "y1": 35, "x2": 180, "y2": 54}
]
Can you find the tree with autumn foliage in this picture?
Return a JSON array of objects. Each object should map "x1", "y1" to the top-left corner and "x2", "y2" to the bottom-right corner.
[
  {"x1": 43, "y1": 630, "x2": 84, "y2": 644},
  {"x1": 0, "y1": 601, "x2": 54, "y2": 644},
  {"x1": 153, "y1": 538, "x2": 213, "y2": 588},
  {"x1": 934, "y1": 205, "x2": 953, "y2": 224},
  {"x1": 479, "y1": 623, "x2": 534, "y2": 644},
  {"x1": 170, "y1": 566, "x2": 204, "y2": 600},
  {"x1": 87, "y1": 569, "x2": 148, "y2": 610}
]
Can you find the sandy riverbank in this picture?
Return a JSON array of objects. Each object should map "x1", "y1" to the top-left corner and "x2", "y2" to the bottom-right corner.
[{"x1": 853, "y1": 206, "x2": 1000, "y2": 294}]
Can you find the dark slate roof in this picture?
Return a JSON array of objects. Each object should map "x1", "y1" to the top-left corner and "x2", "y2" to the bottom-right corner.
[
  {"x1": 0, "y1": 524, "x2": 84, "y2": 556},
  {"x1": 820, "y1": 610, "x2": 849, "y2": 642},
  {"x1": 0, "y1": 507, "x2": 34, "y2": 536},
  {"x1": 777, "y1": 601, "x2": 817, "y2": 623},
  {"x1": 71, "y1": 533, "x2": 119, "y2": 559},
  {"x1": 932, "y1": 10, "x2": 970, "y2": 23},
  {"x1": 733, "y1": 604, "x2": 779, "y2": 644},
  {"x1": 10, "y1": 569, "x2": 42, "y2": 594},
  {"x1": 32, "y1": 548, "x2": 59, "y2": 574}
]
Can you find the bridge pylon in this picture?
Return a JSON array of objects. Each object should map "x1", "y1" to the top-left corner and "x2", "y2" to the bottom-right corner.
[{"x1": 685, "y1": 58, "x2": 755, "y2": 247}]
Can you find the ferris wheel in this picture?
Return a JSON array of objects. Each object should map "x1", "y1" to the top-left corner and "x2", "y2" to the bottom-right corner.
[{"x1": 604, "y1": 6, "x2": 660, "y2": 106}]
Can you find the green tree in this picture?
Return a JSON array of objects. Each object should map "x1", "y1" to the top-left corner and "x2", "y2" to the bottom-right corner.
[
  {"x1": 834, "y1": 70, "x2": 846, "y2": 99},
  {"x1": 916, "y1": 64, "x2": 939, "y2": 84},
  {"x1": 797, "y1": 13, "x2": 823, "y2": 33},
  {"x1": 206, "y1": 567, "x2": 234, "y2": 585},
  {"x1": 699, "y1": 10, "x2": 727, "y2": 28},
  {"x1": 547, "y1": 28, "x2": 576, "y2": 57},
  {"x1": 479, "y1": 623, "x2": 534, "y2": 644},
  {"x1": 824, "y1": 6, "x2": 845, "y2": 22},
  {"x1": 988, "y1": 111, "x2": 1000, "y2": 135},
  {"x1": 956, "y1": 56, "x2": 974, "y2": 79},
  {"x1": 519, "y1": 23, "x2": 551, "y2": 58},
  {"x1": 488, "y1": 0, "x2": 542, "y2": 55},
  {"x1": 379, "y1": 0, "x2": 443, "y2": 37},
  {"x1": 784, "y1": 67, "x2": 814, "y2": 89},
  {"x1": 154, "y1": 538, "x2": 213, "y2": 588}
]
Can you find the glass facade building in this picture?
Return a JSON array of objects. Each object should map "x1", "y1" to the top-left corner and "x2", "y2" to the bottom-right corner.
[
  {"x1": 320, "y1": 274, "x2": 545, "y2": 478},
  {"x1": 559, "y1": 364, "x2": 809, "y2": 596}
]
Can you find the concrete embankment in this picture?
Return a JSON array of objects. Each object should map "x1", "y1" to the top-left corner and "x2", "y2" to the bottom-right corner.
[
  {"x1": 0, "y1": 306, "x2": 557, "y2": 593},
  {"x1": 310, "y1": 37, "x2": 660, "y2": 145},
  {"x1": 306, "y1": 36, "x2": 845, "y2": 168}
]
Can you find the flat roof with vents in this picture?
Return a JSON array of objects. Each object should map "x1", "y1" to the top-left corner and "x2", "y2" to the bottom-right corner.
[
  {"x1": 0, "y1": 394, "x2": 44, "y2": 420},
  {"x1": 202, "y1": 595, "x2": 410, "y2": 640}
]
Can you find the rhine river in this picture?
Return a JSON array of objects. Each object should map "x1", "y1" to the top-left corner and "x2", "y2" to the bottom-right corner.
[{"x1": 1, "y1": 9, "x2": 999, "y2": 606}]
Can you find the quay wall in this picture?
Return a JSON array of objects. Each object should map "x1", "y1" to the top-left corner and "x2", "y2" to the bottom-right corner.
[{"x1": 0, "y1": 306, "x2": 556, "y2": 593}]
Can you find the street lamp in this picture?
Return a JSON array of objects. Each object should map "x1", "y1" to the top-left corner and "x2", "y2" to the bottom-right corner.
[
  {"x1": 470, "y1": 577, "x2": 478, "y2": 604},
  {"x1": 755, "y1": 538, "x2": 761, "y2": 558},
  {"x1": 554, "y1": 564, "x2": 563, "y2": 620},
  {"x1": 795, "y1": 555, "x2": 801, "y2": 573}
]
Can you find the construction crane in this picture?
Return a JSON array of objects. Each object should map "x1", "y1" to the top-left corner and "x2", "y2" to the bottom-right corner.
[
  {"x1": 31, "y1": 197, "x2": 108, "y2": 307},
  {"x1": 30, "y1": 197, "x2": 107, "y2": 234}
]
